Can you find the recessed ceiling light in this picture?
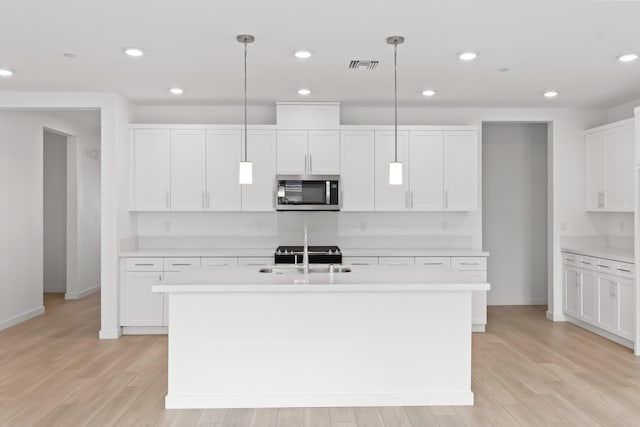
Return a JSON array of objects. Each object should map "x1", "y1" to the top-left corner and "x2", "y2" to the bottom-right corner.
[
  {"x1": 618, "y1": 53, "x2": 638, "y2": 63},
  {"x1": 458, "y1": 52, "x2": 477, "y2": 61},
  {"x1": 169, "y1": 88, "x2": 184, "y2": 95},
  {"x1": 298, "y1": 88, "x2": 311, "y2": 95},
  {"x1": 0, "y1": 69, "x2": 14, "y2": 77},
  {"x1": 294, "y1": 50, "x2": 312, "y2": 59},
  {"x1": 123, "y1": 47, "x2": 145, "y2": 57},
  {"x1": 422, "y1": 90, "x2": 436, "y2": 97},
  {"x1": 543, "y1": 91, "x2": 559, "y2": 98}
]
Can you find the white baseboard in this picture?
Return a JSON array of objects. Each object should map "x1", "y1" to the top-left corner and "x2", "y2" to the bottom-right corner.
[
  {"x1": 565, "y1": 315, "x2": 633, "y2": 349},
  {"x1": 487, "y1": 297, "x2": 548, "y2": 306},
  {"x1": 65, "y1": 285, "x2": 100, "y2": 300},
  {"x1": 122, "y1": 326, "x2": 168, "y2": 335},
  {"x1": 0, "y1": 306, "x2": 45, "y2": 331},
  {"x1": 165, "y1": 391, "x2": 474, "y2": 409},
  {"x1": 99, "y1": 328, "x2": 122, "y2": 340},
  {"x1": 472, "y1": 324, "x2": 486, "y2": 333}
]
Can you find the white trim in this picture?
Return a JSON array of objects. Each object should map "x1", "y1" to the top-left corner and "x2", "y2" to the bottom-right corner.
[
  {"x1": 276, "y1": 101, "x2": 340, "y2": 106},
  {"x1": 565, "y1": 315, "x2": 634, "y2": 350},
  {"x1": 472, "y1": 324, "x2": 486, "y2": 332},
  {"x1": 98, "y1": 328, "x2": 122, "y2": 339},
  {"x1": 487, "y1": 297, "x2": 548, "y2": 305},
  {"x1": 129, "y1": 124, "x2": 278, "y2": 130},
  {"x1": 584, "y1": 117, "x2": 634, "y2": 135},
  {"x1": 0, "y1": 306, "x2": 45, "y2": 331},
  {"x1": 122, "y1": 326, "x2": 168, "y2": 335},
  {"x1": 65, "y1": 285, "x2": 100, "y2": 300},
  {"x1": 165, "y1": 391, "x2": 474, "y2": 409}
]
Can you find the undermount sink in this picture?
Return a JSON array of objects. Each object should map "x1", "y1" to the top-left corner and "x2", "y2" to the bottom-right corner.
[{"x1": 259, "y1": 266, "x2": 352, "y2": 275}]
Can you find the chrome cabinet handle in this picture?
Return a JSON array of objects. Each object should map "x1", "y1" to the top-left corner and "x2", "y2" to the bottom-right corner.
[
  {"x1": 444, "y1": 191, "x2": 449, "y2": 209},
  {"x1": 309, "y1": 154, "x2": 313, "y2": 173},
  {"x1": 580, "y1": 261, "x2": 592, "y2": 265},
  {"x1": 172, "y1": 263, "x2": 192, "y2": 266},
  {"x1": 597, "y1": 264, "x2": 610, "y2": 269},
  {"x1": 422, "y1": 262, "x2": 444, "y2": 266},
  {"x1": 202, "y1": 190, "x2": 205, "y2": 209},
  {"x1": 405, "y1": 191, "x2": 409, "y2": 209},
  {"x1": 617, "y1": 268, "x2": 631, "y2": 273},
  {"x1": 566, "y1": 258, "x2": 576, "y2": 262},
  {"x1": 207, "y1": 191, "x2": 211, "y2": 209},
  {"x1": 304, "y1": 154, "x2": 309, "y2": 173},
  {"x1": 460, "y1": 262, "x2": 479, "y2": 265},
  {"x1": 134, "y1": 263, "x2": 154, "y2": 266},
  {"x1": 340, "y1": 191, "x2": 343, "y2": 208}
]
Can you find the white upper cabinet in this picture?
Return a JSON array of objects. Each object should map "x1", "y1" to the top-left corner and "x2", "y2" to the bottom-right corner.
[
  {"x1": 206, "y1": 130, "x2": 242, "y2": 211},
  {"x1": 444, "y1": 131, "x2": 479, "y2": 211},
  {"x1": 340, "y1": 130, "x2": 375, "y2": 211},
  {"x1": 276, "y1": 102, "x2": 340, "y2": 130},
  {"x1": 131, "y1": 129, "x2": 171, "y2": 211},
  {"x1": 308, "y1": 130, "x2": 340, "y2": 174},
  {"x1": 375, "y1": 130, "x2": 410, "y2": 211},
  {"x1": 170, "y1": 129, "x2": 206, "y2": 211},
  {"x1": 585, "y1": 130, "x2": 606, "y2": 210},
  {"x1": 585, "y1": 120, "x2": 634, "y2": 212},
  {"x1": 276, "y1": 130, "x2": 308, "y2": 174},
  {"x1": 409, "y1": 131, "x2": 444, "y2": 211},
  {"x1": 276, "y1": 130, "x2": 340, "y2": 175},
  {"x1": 242, "y1": 130, "x2": 277, "y2": 211}
]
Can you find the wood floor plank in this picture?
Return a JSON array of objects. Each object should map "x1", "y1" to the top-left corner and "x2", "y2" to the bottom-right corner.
[{"x1": 2, "y1": 296, "x2": 640, "y2": 427}]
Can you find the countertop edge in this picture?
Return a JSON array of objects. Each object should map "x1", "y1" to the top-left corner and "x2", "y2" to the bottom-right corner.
[
  {"x1": 561, "y1": 247, "x2": 634, "y2": 264},
  {"x1": 152, "y1": 283, "x2": 491, "y2": 293}
]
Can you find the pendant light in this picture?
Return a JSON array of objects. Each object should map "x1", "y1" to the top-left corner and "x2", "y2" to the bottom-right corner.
[
  {"x1": 387, "y1": 35, "x2": 404, "y2": 185},
  {"x1": 238, "y1": 34, "x2": 255, "y2": 184}
]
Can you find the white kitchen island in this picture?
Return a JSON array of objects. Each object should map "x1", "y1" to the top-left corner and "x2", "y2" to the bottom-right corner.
[{"x1": 152, "y1": 265, "x2": 490, "y2": 409}]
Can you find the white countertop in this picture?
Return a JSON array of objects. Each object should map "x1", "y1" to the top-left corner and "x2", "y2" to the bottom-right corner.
[
  {"x1": 561, "y1": 246, "x2": 634, "y2": 264},
  {"x1": 152, "y1": 265, "x2": 491, "y2": 293},
  {"x1": 120, "y1": 248, "x2": 489, "y2": 258}
]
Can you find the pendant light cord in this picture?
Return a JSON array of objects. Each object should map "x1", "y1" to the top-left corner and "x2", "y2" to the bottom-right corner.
[
  {"x1": 244, "y1": 40, "x2": 248, "y2": 162},
  {"x1": 394, "y1": 41, "x2": 398, "y2": 163}
]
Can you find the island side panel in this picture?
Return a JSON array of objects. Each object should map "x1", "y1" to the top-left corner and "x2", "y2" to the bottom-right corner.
[{"x1": 166, "y1": 290, "x2": 473, "y2": 408}]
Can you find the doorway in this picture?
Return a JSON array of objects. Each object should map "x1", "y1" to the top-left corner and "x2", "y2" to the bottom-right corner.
[
  {"x1": 482, "y1": 123, "x2": 549, "y2": 306},
  {"x1": 43, "y1": 130, "x2": 68, "y2": 295}
]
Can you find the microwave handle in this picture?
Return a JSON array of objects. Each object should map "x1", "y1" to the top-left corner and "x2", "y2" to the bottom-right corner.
[{"x1": 326, "y1": 181, "x2": 331, "y2": 205}]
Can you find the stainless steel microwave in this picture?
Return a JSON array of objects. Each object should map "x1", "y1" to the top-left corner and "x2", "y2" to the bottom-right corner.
[{"x1": 275, "y1": 175, "x2": 340, "y2": 211}]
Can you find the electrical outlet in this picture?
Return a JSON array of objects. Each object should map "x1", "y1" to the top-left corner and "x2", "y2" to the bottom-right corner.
[
  {"x1": 359, "y1": 220, "x2": 367, "y2": 232},
  {"x1": 257, "y1": 221, "x2": 264, "y2": 232}
]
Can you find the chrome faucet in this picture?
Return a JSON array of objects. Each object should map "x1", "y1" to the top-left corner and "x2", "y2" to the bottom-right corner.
[{"x1": 303, "y1": 224, "x2": 309, "y2": 274}]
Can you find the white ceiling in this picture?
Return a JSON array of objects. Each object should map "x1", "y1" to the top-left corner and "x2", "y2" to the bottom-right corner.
[{"x1": 1, "y1": 0, "x2": 640, "y2": 108}]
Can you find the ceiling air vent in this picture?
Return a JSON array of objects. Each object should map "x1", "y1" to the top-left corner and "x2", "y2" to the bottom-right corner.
[{"x1": 348, "y1": 60, "x2": 379, "y2": 70}]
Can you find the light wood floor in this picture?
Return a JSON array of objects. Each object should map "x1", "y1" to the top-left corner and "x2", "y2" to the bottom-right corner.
[{"x1": 1, "y1": 294, "x2": 640, "y2": 427}]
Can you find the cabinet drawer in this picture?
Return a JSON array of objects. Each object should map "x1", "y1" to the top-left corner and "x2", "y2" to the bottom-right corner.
[
  {"x1": 612, "y1": 261, "x2": 635, "y2": 279},
  {"x1": 563, "y1": 252, "x2": 579, "y2": 267},
  {"x1": 163, "y1": 257, "x2": 201, "y2": 271},
  {"x1": 576, "y1": 256, "x2": 597, "y2": 271},
  {"x1": 379, "y1": 257, "x2": 414, "y2": 267},
  {"x1": 452, "y1": 257, "x2": 486, "y2": 271},
  {"x1": 202, "y1": 257, "x2": 238, "y2": 267},
  {"x1": 238, "y1": 257, "x2": 272, "y2": 267},
  {"x1": 126, "y1": 258, "x2": 163, "y2": 271},
  {"x1": 415, "y1": 257, "x2": 451, "y2": 268},
  {"x1": 342, "y1": 257, "x2": 379, "y2": 266}
]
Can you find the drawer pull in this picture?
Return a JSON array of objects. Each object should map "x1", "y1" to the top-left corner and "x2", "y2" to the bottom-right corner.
[
  {"x1": 565, "y1": 257, "x2": 576, "y2": 262},
  {"x1": 352, "y1": 263, "x2": 370, "y2": 265},
  {"x1": 172, "y1": 263, "x2": 193, "y2": 266},
  {"x1": 387, "y1": 262, "x2": 406, "y2": 265},
  {"x1": 580, "y1": 261, "x2": 591, "y2": 265},
  {"x1": 245, "y1": 263, "x2": 265, "y2": 266},
  {"x1": 617, "y1": 268, "x2": 631, "y2": 273},
  {"x1": 134, "y1": 263, "x2": 154, "y2": 266},
  {"x1": 423, "y1": 262, "x2": 444, "y2": 265},
  {"x1": 597, "y1": 264, "x2": 610, "y2": 269},
  {"x1": 460, "y1": 262, "x2": 479, "y2": 265}
]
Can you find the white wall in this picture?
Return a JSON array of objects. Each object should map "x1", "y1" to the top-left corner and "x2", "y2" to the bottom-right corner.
[
  {"x1": 607, "y1": 97, "x2": 640, "y2": 122},
  {"x1": 0, "y1": 110, "x2": 100, "y2": 330},
  {"x1": 482, "y1": 123, "x2": 548, "y2": 305},
  {"x1": 43, "y1": 130, "x2": 67, "y2": 293}
]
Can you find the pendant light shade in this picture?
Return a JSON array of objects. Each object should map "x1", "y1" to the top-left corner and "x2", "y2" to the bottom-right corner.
[
  {"x1": 387, "y1": 35, "x2": 404, "y2": 186},
  {"x1": 237, "y1": 34, "x2": 255, "y2": 185},
  {"x1": 239, "y1": 161, "x2": 253, "y2": 184}
]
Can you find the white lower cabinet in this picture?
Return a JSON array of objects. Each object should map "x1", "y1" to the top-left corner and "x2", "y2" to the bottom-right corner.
[
  {"x1": 122, "y1": 271, "x2": 164, "y2": 327},
  {"x1": 563, "y1": 251, "x2": 635, "y2": 346},
  {"x1": 451, "y1": 259, "x2": 487, "y2": 331}
]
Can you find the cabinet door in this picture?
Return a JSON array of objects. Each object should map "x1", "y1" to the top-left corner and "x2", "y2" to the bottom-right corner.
[
  {"x1": 131, "y1": 129, "x2": 171, "y2": 211},
  {"x1": 374, "y1": 130, "x2": 409, "y2": 211},
  {"x1": 123, "y1": 272, "x2": 164, "y2": 326},
  {"x1": 206, "y1": 130, "x2": 242, "y2": 211},
  {"x1": 444, "y1": 131, "x2": 478, "y2": 211},
  {"x1": 308, "y1": 130, "x2": 340, "y2": 174},
  {"x1": 580, "y1": 270, "x2": 597, "y2": 324},
  {"x1": 564, "y1": 266, "x2": 580, "y2": 317},
  {"x1": 277, "y1": 130, "x2": 308, "y2": 174},
  {"x1": 170, "y1": 130, "x2": 206, "y2": 211},
  {"x1": 340, "y1": 131, "x2": 375, "y2": 211},
  {"x1": 409, "y1": 131, "x2": 444, "y2": 211},
  {"x1": 596, "y1": 276, "x2": 615, "y2": 331},
  {"x1": 242, "y1": 130, "x2": 277, "y2": 211},
  {"x1": 604, "y1": 125, "x2": 634, "y2": 211},
  {"x1": 585, "y1": 131, "x2": 606, "y2": 210},
  {"x1": 615, "y1": 279, "x2": 635, "y2": 340}
]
